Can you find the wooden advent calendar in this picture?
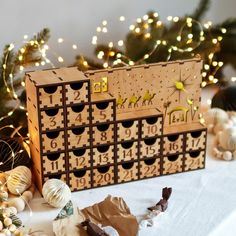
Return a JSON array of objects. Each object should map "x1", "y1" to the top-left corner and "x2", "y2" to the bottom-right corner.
[{"x1": 25, "y1": 57, "x2": 207, "y2": 192}]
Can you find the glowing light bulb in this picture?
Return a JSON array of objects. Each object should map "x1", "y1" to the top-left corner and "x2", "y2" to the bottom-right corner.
[
  {"x1": 218, "y1": 61, "x2": 223, "y2": 67},
  {"x1": 208, "y1": 53, "x2": 214, "y2": 60},
  {"x1": 136, "y1": 18, "x2": 142, "y2": 23},
  {"x1": 103, "y1": 62, "x2": 108, "y2": 68},
  {"x1": 135, "y1": 28, "x2": 140, "y2": 33},
  {"x1": 156, "y1": 21, "x2": 162, "y2": 26},
  {"x1": 145, "y1": 33, "x2": 151, "y2": 39},
  {"x1": 119, "y1": 16, "x2": 125, "y2": 21},
  {"x1": 102, "y1": 27, "x2": 108, "y2": 33},
  {"x1": 212, "y1": 38, "x2": 217, "y2": 44},
  {"x1": 58, "y1": 56, "x2": 64, "y2": 62},
  {"x1": 221, "y1": 28, "x2": 227, "y2": 34},
  {"x1": 8, "y1": 44, "x2": 14, "y2": 51},
  {"x1": 201, "y1": 81, "x2": 207, "y2": 87},
  {"x1": 129, "y1": 25, "x2": 135, "y2": 30},
  {"x1": 177, "y1": 36, "x2": 181, "y2": 41},
  {"x1": 35, "y1": 62, "x2": 40, "y2": 66},
  {"x1": 118, "y1": 40, "x2": 124, "y2": 46},
  {"x1": 23, "y1": 35, "x2": 28, "y2": 39},
  {"x1": 20, "y1": 48, "x2": 25, "y2": 54},
  {"x1": 144, "y1": 54, "x2": 149, "y2": 59},
  {"x1": 83, "y1": 61, "x2": 88, "y2": 66},
  {"x1": 96, "y1": 27, "x2": 101, "y2": 32},
  {"x1": 129, "y1": 61, "x2": 134, "y2": 66},
  {"x1": 204, "y1": 64, "x2": 210, "y2": 70},
  {"x1": 143, "y1": 15, "x2": 148, "y2": 20},
  {"x1": 153, "y1": 12, "x2": 158, "y2": 17},
  {"x1": 167, "y1": 16, "x2": 173, "y2": 21},
  {"x1": 102, "y1": 20, "x2": 107, "y2": 26},
  {"x1": 108, "y1": 42, "x2": 113, "y2": 48},
  {"x1": 18, "y1": 55, "x2": 23, "y2": 61},
  {"x1": 72, "y1": 44, "x2": 77, "y2": 49},
  {"x1": 57, "y1": 38, "x2": 63, "y2": 43},
  {"x1": 173, "y1": 16, "x2": 179, "y2": 22}
]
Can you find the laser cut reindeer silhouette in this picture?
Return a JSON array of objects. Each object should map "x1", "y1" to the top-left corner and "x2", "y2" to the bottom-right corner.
[
  {"x1": 128, "y1": 94, "x2": 141, "y2": 108},
  {"x1": 142, "y1": 90, "x2": 156, "y2": 106}
]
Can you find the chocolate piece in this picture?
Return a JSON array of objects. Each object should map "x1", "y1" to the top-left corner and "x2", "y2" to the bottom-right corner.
[
  {"x1": 148, "y1": 187, "x2": 172, "y2": 212},
  {"x1": 81, "y1": 219, "x2": 109, "y2": 236}
]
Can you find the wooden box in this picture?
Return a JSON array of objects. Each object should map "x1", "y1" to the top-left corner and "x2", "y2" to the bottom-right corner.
[
  {"x1": 68, "y1": 148, "x2": 91, "y2": 170},
  {"x1": 26, "y1": 58, "x2": 207, "y2": 193},
  {"x1": 66, "y1": 104, "x2": 90, "y2": 127},
  {"x1": 117, "y1": 141, "x2": 138, "y2": 163},
  {"x1": 117, "y1": 161, "x2": 139, "y2": 183},
  {"x1": 93, "y1": 165, "x2": 115, "y2": 187},
  {"x1": 69, "y1": 169, "x2": 91, "y2": 191},
  {"x1": 92, "y1": 145, "x2": 115, "y2": 166},
  {"x1": 140, "y1": 158, "x2": 161, "y2": 179},
  {"x1": 67, "y1": 127, "x2": 90, "y2": 149}
]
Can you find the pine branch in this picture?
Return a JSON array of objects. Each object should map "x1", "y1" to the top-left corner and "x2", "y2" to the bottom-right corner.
[{"x1": 189, "y1": 0, "x2": 211, "y2": 21}]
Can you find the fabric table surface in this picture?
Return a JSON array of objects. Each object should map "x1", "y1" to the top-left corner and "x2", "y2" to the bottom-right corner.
[{"x1": 19, "y1": 134, "x2": 236, "y2": 236}]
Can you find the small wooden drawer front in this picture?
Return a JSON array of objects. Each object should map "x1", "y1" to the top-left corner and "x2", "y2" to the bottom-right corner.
[
  {"x1": 92, "y1": 124, "x2": 114, "y2": 145},
  {"x1": 163, "y1": 133, "x2": 184, "y2": 155},
  {"x1": 42, "y1": 131, "x2": 65, "y2": 153},
  {"x1": 140, "y1": 158, "x2": 161, "y2": 179},
  {"x1": 67, "y1": 104, "x2": 90, "y2": 127},
  {"x1": 67, "y1": 127, "x2": 90, "y2": 149},
  {"x1": 185, "y1": 130, "x2": 207, "y2": 151},
  {"x1": 39, "y1": 86, "x2": 63, "y2": 108},
  {"x1": 68, "y1": 148, "x2": 91, "y2": 170},
  {"x1": 40, "y1": 108, "x2": 64, "y2": 131},
  {"x1": 91, "y1": 101, "x2": 114, "y2": 124},
  {"x1": 65, "y1": 81, "x2": 89, "y2": 105},
  {"x1": 141, "y1": 116, "x2": 163, "y2": 138},
  {"x1": 140, "y1": 137, "x2": 161, "y2": 159},
  {"x1": 42, "y1": 152, "x2": 66, "y2": 174},
  {"x1": 117, "y1": 141, "x2": 138, "y2": 163},
  {"x1": 117, "y1": 120, "x2": 139, "y2": 142},
  {"x1": 92, "y1": 145, "x2": 115, "y2": 166},
  {"x1": 93, "y1": 165, "x2": 115, "y2": 187},
  {"x1": 69, "y1": 169, "x2": 91, "y2": 191},
  {"x1": 44, "y1": 173, "x2": 67, "y2": 184},
  {"x1": 184, "y1": 150, "x2": 205, "y2": 171},
  {"x1": 117, "y1": 161, "x2": 138, "y2": 183},
  {"x1": 163, "y1": 154, "x2": 184, "y2": 175}
]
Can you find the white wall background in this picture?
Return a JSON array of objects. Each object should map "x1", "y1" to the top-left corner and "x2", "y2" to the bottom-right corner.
[{"x1": 0, "y1": 0, "x2": 235, "y2": 75}]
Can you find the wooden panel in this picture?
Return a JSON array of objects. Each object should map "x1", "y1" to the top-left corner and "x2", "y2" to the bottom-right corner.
[
  {"x1": 117, "y1": 161, "x2": 139, "y2": 183},
  {"x1": 42, "y1": 152, "x2": 66, "y2": 174},
  {"x1": 93, "y1": 165, "x2": 115, "y2": 187},
  {"x1": 117, "y1": 141, "x2": 138, "y2": 163},
  {"x1": 163, "y1": 154, "x2": 184, "y2": 175},
  {"x1": 40, "y1": 108, "x2": 64, "y2": 131},
  {"x1": 69, "y1": 170, "x2": 91, "y2": 191},
  {"x1": 65, "y1": 81, "x2": 89, "y2": 105},
  {"x1": 92, "y1": 145, "x2": 115, "y2": 166},
  {"x1": 140, "y1": 137, "x2": 161, "y2": 159},
  {"x1": 68, "y1": 148, "x2": 91, "y2": 171},
  {"x1": 92, "y1": 124, "x2": 115, "y2": 145},
  {"x1": 44, "y1": 173, "x2": 67, "y2": 184},
  {"x1": 185, "y1": 129, "x2": 207, "y2": 151},
  {"x1": 66, "y1": 104, "x2": 90, "y2": 127},
  {"x1": 67, "y1": 127, "x2": 90, "y2": 149},
  {"x1": 141, "y1": 116, "x2": 163, "y2": 138},
  {"x1": 91, "y1": 101, "x2": 115, "y2": 124},
  {"x1": 184, "y1": 150, "x2": 205, "y2": 171},
  {"x1": 117, "y1": 120, "x2": 139, "y2": 142},
  {"x1": 140, "y1": 158, "x2": 161, "y2": 179},
  {"x1": 42, "y1": 131, "x2": 65, "y2": 153},
  {"x1": 38, "y1": 86, "x2": 63, "y2": 108},
  {"x1": 163, "y1": 133, "x2": 184, "y2": 155}
]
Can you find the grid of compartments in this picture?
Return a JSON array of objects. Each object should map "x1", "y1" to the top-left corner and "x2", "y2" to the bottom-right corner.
[{"x1": 26, "y1": 67, "x2": 207, "y2": 193}]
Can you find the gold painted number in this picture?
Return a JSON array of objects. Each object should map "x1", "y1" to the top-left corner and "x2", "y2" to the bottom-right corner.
[
  {"x1": 51, "y1": 161, "x2": 59, "y2": 171},
  {"x1": 147, "y1": 125, "x2": 158, "y2": 135},
  {"x1": 49, "y1": 117, "x2": 56, "y2": 127},
  {"x1": 97, "y1": 173, "x2": 112, "y2": 184},
  {"x1": 166, "y1": 163, "x2": 179, "y2": 173},
  {"x1": 50, "y1": 139, "x2": 57, "y2": 149},
  {"x1": 143, "y1": 165, "x2": 157, "y2": 176},
  {"x1": 76, "y1": 157, "x2": 86, "y2": 167},
  {"x1": 169, "y1": 142, "x2": 179, "y2": 151},
  {"x1": 74, "y1": 91, "x2": 80, "y2": 101},
  {"x1": 98, "y1": 153, "x2": 109, "y2": 164},
  {"x1": 123, "y1": 170, "x2": 133, "y2": 180},
  {"x1": 125, "y1": 128, "x2": 131, "y2": 138},
  {"x1": 101, "y1": 132, "x2": 107, "y2": 141},
  {"x1": 76, "y1": 178, "x2": 86, "y2": 188},
  {"x1": 145, "y1": 146, "x2": 156, "y2": 156},
  {"x1": 99, "y1": 110, "x2": 107, "y2": 120},
  {"x1": 191, "y1": 138, "x2": 200, "y2": 148}
]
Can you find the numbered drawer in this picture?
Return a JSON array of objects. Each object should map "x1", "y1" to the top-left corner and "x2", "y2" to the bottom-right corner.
[
  {"x1": 91, "y1": 101, "x2": 115, "y2": 124},
  {"x1": 40, "y1": 108, "x2": 64, "y2": 131},
  {"x1": 186, "y1": 130, "x2": 207, "y2": 152},
  {"x1": 67, "y1": 127, "x2": 90, "y2": 149},
  {"x1": 140, "y1": 158, "x2": 161, "y2": 179},
  {"x1": 69, "y1": 169, "x2": 91, "y2": 191},
  {"x1": 117, "y1": 120, "x2": 139, "y2": 142},
  {"x1": 67, "y1": 104, "x2": 90, "y2": 127},
  {"x1": 42, "y1": 152, "x2": 66, "y2": 174},
  {"x1": 117, "y1": 141, "x2": 138, "y2": 163},
  {"x1": 92, "y1": 145, "x2": 115, "y2": 166},
  {"x1": 93, "y1": 165, "x2": 115, "y2": 187},
  {"x1": 92, "y1": 124, "x2": 114, "y2": 145},
  {"x1": 141, "y1": 116, "x2": 163, "y2": 138},
  {"x1": 42, "y1": 131, "x2": 65, "y2": 153},
  {"x1": 65, "y1": 81, "x2": 89, "y2": 105},
  {"x1": 68, "y1": 148, "x2": 91, "y2": 170},
  {"x1": 140, "y1": 137, "x2": 161, "y2": 159},
  {"x1": 163, "y1": 133, "x2": 184, "y2": 155},
  {"x1": 163, "y1": 154, "x2": 184, "y2": 175},
  {"x1": 117, "y1": 161, "x2": 138, "y2": 183},
  {"x1": 44, "y1": 173, "x2": 67, "y2": 184},
  {"x1": 39, "y1": 85, "x2": 63, "y2": 108},
  {"x1": 184, "y1": 150, "x2": 205, "y2": 171}
]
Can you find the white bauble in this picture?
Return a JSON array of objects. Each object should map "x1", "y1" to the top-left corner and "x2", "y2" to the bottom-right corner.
[
  {"x1": 42, "y1": 179, "x2": 71, "y2": 208},
  {"x1": 223, "y1": 151, "x2": 233, "y2": 161},
  {"x1": 204, "y1": 108, "x2": 228, "y2": 132},
  {"x1": 8, "y1": 197, "x2": 25, "y2": 212},
  {"x1": 218, "y1": 127, "x2": 236, "y2": 151},
  {"x1": 6, "y1": 166, "x2": 32, "y2": 195}
]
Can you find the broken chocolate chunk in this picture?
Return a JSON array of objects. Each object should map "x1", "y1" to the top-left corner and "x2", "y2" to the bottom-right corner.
[
  {"x1": 80, "y1": 219, "x2": 109, "y2": 236},
  {"x1": 148, "y1": 187, "x2": 172, "y2": 212}
]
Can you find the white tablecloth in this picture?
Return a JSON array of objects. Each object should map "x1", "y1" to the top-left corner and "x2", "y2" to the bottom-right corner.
[{"x1": 19, "y1": 134, "x2": 236, "y2": 236}]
